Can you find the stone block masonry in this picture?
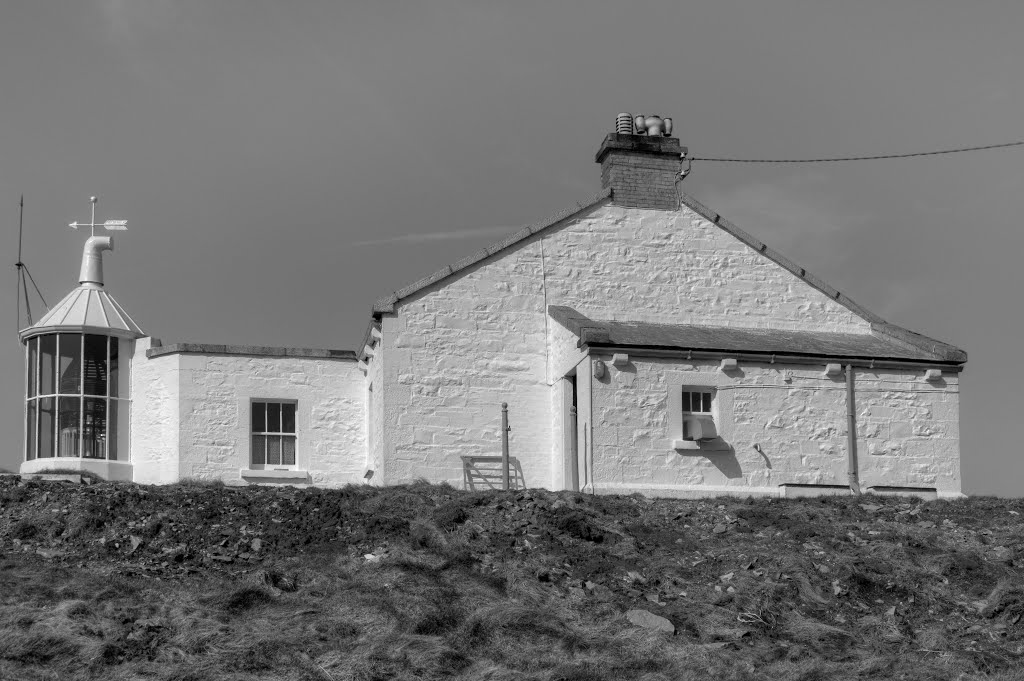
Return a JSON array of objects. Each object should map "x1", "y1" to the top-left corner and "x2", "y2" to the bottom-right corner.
[
  {"x1": 378, "y1": 199, "x2": 878, "y2": 490},
  {"x1": 597, "y1": 133, "x2": 684, "y2": 211},
  {"x1": 590, "y1": 357, "x2": 960, "y2": 497},
  {"x1": 132, "y1": 342, "x2": 365, "y2": 486}
]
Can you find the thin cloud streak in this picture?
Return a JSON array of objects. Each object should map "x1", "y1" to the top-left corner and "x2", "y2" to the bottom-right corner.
[{"x1": 352, "y1": 226, "x2": 517, "y2": 247}]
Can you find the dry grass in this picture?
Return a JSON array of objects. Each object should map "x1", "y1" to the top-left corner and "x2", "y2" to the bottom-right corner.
[{"x1": 2, "y1": 478, "x2": 1024, "y2": 679}]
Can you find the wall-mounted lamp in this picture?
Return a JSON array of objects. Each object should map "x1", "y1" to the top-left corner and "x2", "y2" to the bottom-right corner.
[
  {"x1": 720, "y1": 357, "x2": 738, "y2": 372},
  {"x1": 612, "y1": 353, "x2": 629, "y2": 368},
  {"x1": 593, "y1": 360, "x2": 606, "y2": 379},
  {"x1": 824, "y1": 363, "x2": 843, "y2": 378},
  {"x1": 924, "y1": 369, "x2": 942, "y2": 382}
]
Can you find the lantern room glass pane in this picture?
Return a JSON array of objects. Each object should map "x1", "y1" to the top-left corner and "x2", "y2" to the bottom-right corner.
[
  {"x1": 27, "y1": 338, "x2": 37, "y2": 398},
  {"x1": 58, "y1": 396, "x2": 81, "y2": 457},
  {"x1": 83, "y1": 398, "x2": 107, "y2": 459},
  {"x1": 282, "y1": 403, "x2": 295, "y2": 434},
  {"x1": 26, "y1": 401, "x2": 37, "y2": 460},
  {"x1": 39, "y1": 335, "x2": 56, "y2": 395},
  {"x1": 83, "y1": 335, "x2": 108, "y2": 397},
  {"x1": 108, "y1": 400, "x2": 119, "y2": 461},
  {"x1": 109, "y1": 338, "x2": 119, "y2": 398},
  {"x1": 58, "y1": 333, "x2": 82, "y2": 394},
  {"x1": 38, "y1": 397, "x2": 55, "y2": 458}
]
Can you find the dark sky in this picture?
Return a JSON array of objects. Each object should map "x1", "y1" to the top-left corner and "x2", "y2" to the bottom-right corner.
[{"x1": 2, "y1": 1, "x2": 1022, "y2": 495}]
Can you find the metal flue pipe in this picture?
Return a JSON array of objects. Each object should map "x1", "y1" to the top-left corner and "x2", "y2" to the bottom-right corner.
[{"x1": 79, "y1": 235, "x2": 113, "y2": 287}]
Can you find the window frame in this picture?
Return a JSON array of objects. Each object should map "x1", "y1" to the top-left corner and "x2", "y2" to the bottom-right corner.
[
  {"x1": 249, "y1": 399, "x2": 298, "y2": 470},
  {"x1": 680, "y1": 388, "x2": 715, "y2": 441},
  {"x1": 669, "y1": 383, "x2": 727, "y2": 451}
]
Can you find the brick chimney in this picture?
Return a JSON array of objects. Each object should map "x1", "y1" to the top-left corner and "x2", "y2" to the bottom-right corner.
[{"x1": 595, "y1": 113, "x2": 685, "y2": 210}]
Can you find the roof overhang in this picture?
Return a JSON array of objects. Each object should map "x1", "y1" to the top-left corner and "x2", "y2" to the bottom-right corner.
[{"x1": 549, "y1": 305, "x2": 965, "y2": 371}]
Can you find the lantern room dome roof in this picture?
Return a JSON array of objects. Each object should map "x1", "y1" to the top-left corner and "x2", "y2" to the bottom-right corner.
[{"x1": 19, "y1": 283, "x2": 144, "y2": 343}]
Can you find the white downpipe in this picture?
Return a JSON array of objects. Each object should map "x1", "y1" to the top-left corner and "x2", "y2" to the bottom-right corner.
[{"x1": 79, "y1": 236, "x2": 113, "y2": 286}]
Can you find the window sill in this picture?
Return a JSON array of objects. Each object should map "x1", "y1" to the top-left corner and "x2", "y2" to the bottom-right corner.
[
  {"x1": 672, "y1": 439, "x2": 731, "y2": 452},
  {"x1": 241, "y1": 469, "x2": 309, "y2": 480}
]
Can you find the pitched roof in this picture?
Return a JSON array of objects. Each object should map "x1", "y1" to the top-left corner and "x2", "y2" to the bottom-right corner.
[
  {"x1": 548, "y1": 305, "x2": 962, "y2": 365},
  {"x1": 360, "y1": 187, "x2": 966, "y2": 365}
]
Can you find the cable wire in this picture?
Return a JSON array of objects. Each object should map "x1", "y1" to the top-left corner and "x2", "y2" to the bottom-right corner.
[{"x1": 690, "y1": 140, "x2": 1024, "y2": 163}]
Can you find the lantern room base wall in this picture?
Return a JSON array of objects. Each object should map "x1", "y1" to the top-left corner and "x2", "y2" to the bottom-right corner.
[{"x1": 20, "y1": 456, "x2": 134, "y2": 482}]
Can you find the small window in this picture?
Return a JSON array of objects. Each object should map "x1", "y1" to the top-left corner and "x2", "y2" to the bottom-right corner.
[
  {"x1": 681, "y1": 389, "x2": 717, "y2": 441},
  {"x1": 251, "y1": 401, "x2": 296, "y2": 468}
]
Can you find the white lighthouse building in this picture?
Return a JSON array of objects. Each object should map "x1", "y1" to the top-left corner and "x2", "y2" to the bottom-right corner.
[{"x1": 18, "y1": 118, "x2": 967, "y2": 497}]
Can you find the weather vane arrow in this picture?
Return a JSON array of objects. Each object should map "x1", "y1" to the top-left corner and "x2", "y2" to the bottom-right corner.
[{"x1": 69, "y1": 196, "x2": 127, "y2": 236}]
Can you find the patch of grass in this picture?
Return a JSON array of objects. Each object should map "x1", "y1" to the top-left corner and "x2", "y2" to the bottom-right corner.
[
  {"x1": 221, "y1": 586, "x2": 275, "y2": 613},
  {"x1": 0, "y1": 632, "x2": 80, "y2": 664}
]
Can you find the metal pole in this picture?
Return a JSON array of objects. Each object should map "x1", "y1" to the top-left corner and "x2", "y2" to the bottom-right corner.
[
  {"x1": 501, "y1": 402, "x2": 510, "y2": 490},
  {"x1": 569, "y1": 405, "x2": 579, "y2": 492},
  {"x1": 846, "y1": 364, "x2": 862, "y2": 495}
]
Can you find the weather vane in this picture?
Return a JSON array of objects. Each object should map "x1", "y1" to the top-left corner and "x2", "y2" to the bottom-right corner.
[{"x1": 69, "y1": 196, "x2": 127, "y2": 237}]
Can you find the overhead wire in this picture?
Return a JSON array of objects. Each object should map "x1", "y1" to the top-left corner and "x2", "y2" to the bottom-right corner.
[{"x1": 689, "y1": 140, "x2": 1024, "y2": 164}]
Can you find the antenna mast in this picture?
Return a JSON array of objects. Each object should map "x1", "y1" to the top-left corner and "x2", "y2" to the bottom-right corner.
[{"x1": 14, "y1": 195, "x2": 49, "y2": 334}]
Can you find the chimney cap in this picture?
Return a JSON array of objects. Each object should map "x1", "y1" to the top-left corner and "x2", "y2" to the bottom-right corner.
[{"x1": 595, "y1": 133, "x2": 686, "y2": 164}]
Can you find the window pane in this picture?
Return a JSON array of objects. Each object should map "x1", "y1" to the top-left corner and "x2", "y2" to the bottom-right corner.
[
  {"x1": 267, "y1": 435, "x2": 281, "y2": 466},
  {"x1": 282, "y1": 403, "x2": 295, "y2": 434},
  {"x1": 252, "y1": 402, "x2": 266, "y2": 433},
  {"x1": 58, "y1": 333, "x2": 82, "y2": 394},
  {"x1": 108, "y1": 400, "x2": 118, "y2": 461},
  {"x1": 26, "y1": 401, "x2": 37, "y2": 460},
  {"x1": 702, "y1": 392, "x2": 712, "y2": 412},
  {"x1": 40, "y1": 335, "x2": 56, "y2": 395},
  {"x1": 251, "y1": 434, "x2": 266, "y2": 465},
  {"x1": 27, "y1": 338, "x2": 37, "y2": 398},
  {"x1": 267, "y1": 403, "x2": 281, "y2": 434},
  {"x1": 38, "y1": 397, "x2": 54, "y2": 458},
  {"x1": 109, "y1": 339, "x2": 119, "y2": 398},
  {"x1": 83, "y1": 335, "x2": 108, "y2": 396},
  {"x1": 58, "y1": 396, "x2": 81, "y2": 457},
  {"x1": 83, "y1": 398, "x2": 107, "y2": 459},
  {"x1": 282, "y1": 436, "x2": 295, "y2": 465}
]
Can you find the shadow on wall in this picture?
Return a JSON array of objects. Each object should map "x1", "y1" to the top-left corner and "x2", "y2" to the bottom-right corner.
[
  {"x1": 461, "y1": 456, "x2": 525, "y2": 491},
  {"x1": 678, "y1": 447, "x2": 744, "y2": 479}
]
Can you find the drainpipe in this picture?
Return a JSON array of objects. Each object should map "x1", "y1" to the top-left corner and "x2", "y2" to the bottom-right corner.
[
  {"x1": 501, "y1": 402, "x2": 510, "y2": 491},
  {"x1": 846, "y1": 364, "x2": 862, "y2": 495},
  {"x1": 79, "y1": 236, "x2": 113, "y2": 287}
]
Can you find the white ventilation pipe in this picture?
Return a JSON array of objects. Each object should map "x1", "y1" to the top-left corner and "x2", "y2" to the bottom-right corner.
[{"x1": 79, "y1": 235, "x2": 113, "y2": 286}]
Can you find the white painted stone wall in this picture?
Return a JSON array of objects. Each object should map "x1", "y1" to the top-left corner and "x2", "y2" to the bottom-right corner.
[
  {"x1": 381, "y1": 200, "x2": 876, "y2": 489},
  {"x1": 590, "y1": 354, "x2": 961, "y2": 497},
  {"x1": 366, "y1": 344, "x2": 385, "y2": 484},
  {"x1": 130, "y1": 337, "x2": 180, "y2": 484},
  {"x1": 174, "y1": 353, "x2": 366, "y2": 486}
]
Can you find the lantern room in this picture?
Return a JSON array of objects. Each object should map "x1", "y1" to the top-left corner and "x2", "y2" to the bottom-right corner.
[{"x1": 19, "y1": 233, "x2": 143, "y2": 480}]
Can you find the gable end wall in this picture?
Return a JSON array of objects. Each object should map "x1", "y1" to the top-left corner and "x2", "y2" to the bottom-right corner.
[{"x1": 382, "y1": 202, "x2": 873, "y2": 488}]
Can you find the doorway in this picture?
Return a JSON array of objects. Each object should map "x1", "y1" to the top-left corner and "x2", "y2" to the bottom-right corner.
[{"x1": 562, "y1": 373, "x2": 579, "y2": 491}]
